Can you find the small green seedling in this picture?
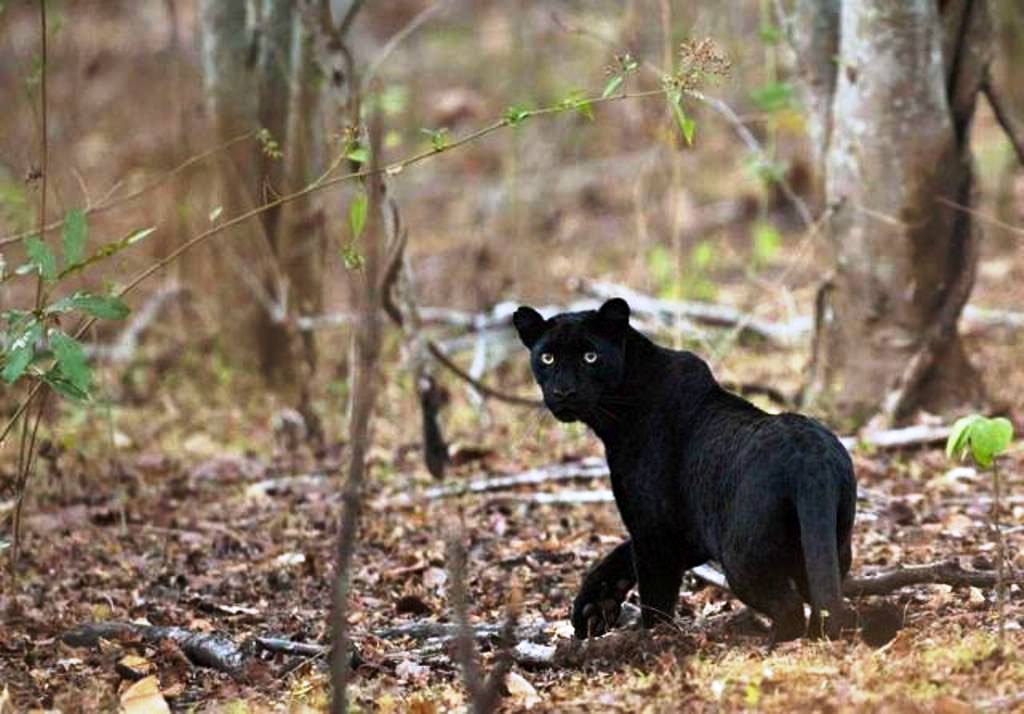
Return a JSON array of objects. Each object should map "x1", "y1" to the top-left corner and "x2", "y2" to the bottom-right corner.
[
  {"x1": 945, "y1": 413, "x2": 1015, "y2": 653},
  {"x1": 946, "y1": 414, "x2": 1013, "y2": 467}
]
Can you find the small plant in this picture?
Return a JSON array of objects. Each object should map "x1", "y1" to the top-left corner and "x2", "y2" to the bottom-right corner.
[
  {"x1": 946, "y1": 414, "x2": 1015, "y2": 653},
  {"x1": 2, "y1": 212, "x2": 141, "y2": 400}
]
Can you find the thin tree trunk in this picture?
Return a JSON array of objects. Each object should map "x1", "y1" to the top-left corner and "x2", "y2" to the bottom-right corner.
[
  {"x1": 799, "y1": 0, "x2": 992, "y2": 424},
  {"x1": 254, "y1": 0, "x2": 297, "y2": 384}
]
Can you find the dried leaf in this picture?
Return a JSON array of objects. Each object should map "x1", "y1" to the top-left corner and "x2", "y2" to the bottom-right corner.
[{"x1": 120, "y1": 675, "x2": 170, "y2": 714}]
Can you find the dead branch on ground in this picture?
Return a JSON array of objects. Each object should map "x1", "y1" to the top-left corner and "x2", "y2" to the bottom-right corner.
[{"x1": 62, "y1": 623, "x2": 247, "y2": 677}]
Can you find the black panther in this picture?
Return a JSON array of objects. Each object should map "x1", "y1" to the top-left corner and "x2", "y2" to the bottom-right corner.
[{"x1": 513, "y1": 297, "x2": 856, "y2": 643}]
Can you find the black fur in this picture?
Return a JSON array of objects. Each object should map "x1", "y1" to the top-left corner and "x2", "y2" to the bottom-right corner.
[{"x1": 513, "y1": 298, "x2": 856, "y2": 643}]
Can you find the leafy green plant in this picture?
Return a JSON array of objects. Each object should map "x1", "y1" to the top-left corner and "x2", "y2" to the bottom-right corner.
[
  {"x1": 946, "y1": 414, "x2": 1015, "y2": 652},
  {"x1": 1, "y1": 210, "x2": 138, "y2": 401},
  {"x1": 946, "y1": 415, "x2": 1013, "y2": 467}
]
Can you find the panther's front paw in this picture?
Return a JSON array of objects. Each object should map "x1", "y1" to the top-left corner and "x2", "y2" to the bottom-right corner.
[{"x1": 571, "y1": 577, "x2": 634, "y2": 639}]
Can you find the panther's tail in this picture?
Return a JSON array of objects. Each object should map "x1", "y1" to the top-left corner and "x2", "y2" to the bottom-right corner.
[{"x1": 796, "y1": 484, "x2": 847, "y2": 639}]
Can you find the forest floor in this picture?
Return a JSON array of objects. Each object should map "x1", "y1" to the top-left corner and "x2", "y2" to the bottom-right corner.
[
  {"x1": 2, "y1": 304, "x2": 1024, "y2": 712},
  {"x1": 3, "y1": 3, "x2": 1024, "y2": 710}
]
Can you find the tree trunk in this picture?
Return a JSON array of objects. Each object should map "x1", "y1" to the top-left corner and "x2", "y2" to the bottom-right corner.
[
  {"x1": 993, "y1": 0, "x2": 1024, "y2": 231},
  {"x1": 253, "y1": 0, "x2": 298, "y2": 385},
  {"x1": 201, "y1": 1, "x2": 326, "y2": 390},
  {"x1": 799, "y1": 0, "x2": 992, "y2": 425}
]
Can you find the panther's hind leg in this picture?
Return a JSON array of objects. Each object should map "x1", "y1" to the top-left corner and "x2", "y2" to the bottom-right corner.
[{"x1": 727, "y1": 569, "x2": 806, "y2": 644}]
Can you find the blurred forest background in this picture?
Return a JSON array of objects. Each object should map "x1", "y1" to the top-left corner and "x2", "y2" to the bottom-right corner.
[{"x1": 2, "y1": 0, "x2": 1024, "y2": 711}]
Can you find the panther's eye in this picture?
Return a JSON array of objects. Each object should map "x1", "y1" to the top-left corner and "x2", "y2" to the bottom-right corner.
[
  {"x1": 540, "y1": 352, "x2": 555, "y2": 366},
  {"x1": 583, "y1": 352, "x2": 598, "y2": 364}
]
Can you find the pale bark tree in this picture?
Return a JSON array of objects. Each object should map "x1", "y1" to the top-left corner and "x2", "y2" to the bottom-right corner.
[
  {"x1": 200, "y1": 0, "x2": 325, "y2": 389},
  {"x1": 794, "y1": 0, "x2": 992, "y2": 424}
]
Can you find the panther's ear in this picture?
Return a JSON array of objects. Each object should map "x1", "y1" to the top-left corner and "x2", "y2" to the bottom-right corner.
[
  {"x1": 597, "y1": 297, "x2": 630, "y2": 333},
  {"x1": 513, "y1": 306, "x2": 547, "y2": 348}
]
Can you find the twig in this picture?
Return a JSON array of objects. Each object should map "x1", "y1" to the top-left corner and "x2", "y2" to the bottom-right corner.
[
  {"x1": 0, "y1": 132, "x2": 255, "y2": 249},
  {"x1": 448, "y1": 532, "x2": 484, "y2": 708},
  {"x1": 993, "y1": 459, "x2": 1006, "y2": 653},
  {"x1": 337, "y1": 0, "x2": 366, "y2": 38},
  {"x1": 10, "y1": 1, "x2": 51, "y2": 582},
  {"x1": 427, "y1": 341, "x2": 543, "y2": 408},
  {"x1": 330, "y1": 109, "x2": 385, "y2": 714},
  {"x1": 362, "y1": 0, "x2": 453, "y2": 91}
]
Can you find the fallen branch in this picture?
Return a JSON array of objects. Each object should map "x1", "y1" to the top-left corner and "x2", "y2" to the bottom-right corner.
[
  {"x1": 83, "y1": 283, "x2": 190, "y2": 363},
  {"x1": 837, "y1": 424, "x2": 950, "y2": 451},
  {"x1": 687, "y1": 559, "x2": 1020, "y2": 598},
  {"x1": 575, "y1": 279, "x2": 812, "y2": 347},
  {"x1": 843, "y1": 559, "x2": 1019, "y2": 597},
  {"x1": 489, "y1": 490, "x2": 616, "y2": 506},
  {"x1": 62, "y1": 622, "x2": 246, "y2": 677},
  {"x1": 417, "y1": 458, "x2": 608, "y2": 500}
]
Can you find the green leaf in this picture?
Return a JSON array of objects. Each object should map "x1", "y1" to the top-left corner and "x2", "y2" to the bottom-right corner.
[
  {"x1": 41, "y1": 367, "x2": 90, "y2": 401},
  {"x1": 601, "y1": 74, "x2": 624, "y2": 99},
  {"x1": 2, "y1": 319, "x2": 41, "y2": 384},
  {"x1": 346, "y1": 144, "x2": 369, "y2": 165},
  {"x1": 420, "y1": 127, "x2": 449, "y2": 151},
  {"x1": 750, "y1": 82, "x2": 795, "y2": 113},
  {"x1": 24, "y1": 237, "x2": 57, "y2": 281},
  {"x1": 349, "y1": 191, "x2": 368, "y2": 242},
  {"x1": 62, "y1": 209, "x2": 87, "y2": 267},
  {"x1": 946, "y1": 414, "x2": 1014, "y2": 467},
  {"x1": 670, "y1": 99, "x2": 696, "y2": 145},
  {"x1": 46, "y1": 292, "x2": 130, "y2": 320},
  {"x1": 502, "y1": 105, "x2": 531, "y2": 126},
  {"x1": 50, "y1": 330, "x2": 91, "y2": 397},
  {"x1": 969, "y1": 417, "x2": 1014, "y2": 467},
  {"x1": 946, "y1": 414, "x2": 982, "y2": 460},
  {"x1": 559, "y1": 90, "x2": 594, "y2": 121}
]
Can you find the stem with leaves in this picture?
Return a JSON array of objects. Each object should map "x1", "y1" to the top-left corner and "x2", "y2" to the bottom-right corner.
[
  {"x1": 9, "y1": 0, "x2": 50, "y2": 580},
  {"x1": 946, "y1": 414, "x2": 1015, "y2": 654}
]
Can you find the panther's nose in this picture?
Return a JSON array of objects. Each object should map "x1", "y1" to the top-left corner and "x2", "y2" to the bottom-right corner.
[{"x1": 552, "y1": 386, "x2": 576, "y2": 398}]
